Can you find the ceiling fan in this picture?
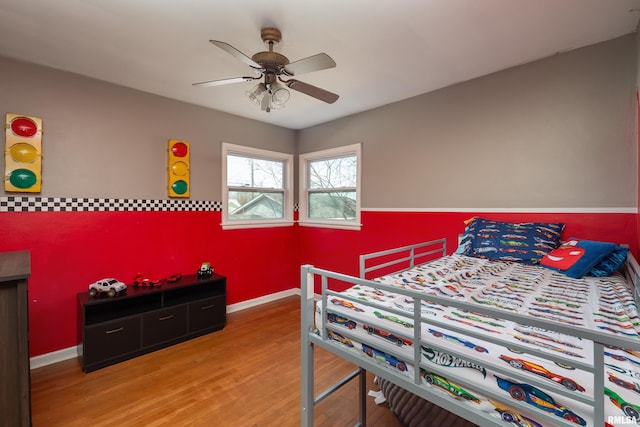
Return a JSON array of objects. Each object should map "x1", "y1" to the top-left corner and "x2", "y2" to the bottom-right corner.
[{"x1": 193, "y1": 27, "x2": 339, "y2": 112}]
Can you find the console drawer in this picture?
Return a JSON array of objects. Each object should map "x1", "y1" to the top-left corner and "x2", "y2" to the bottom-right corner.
[
  {"x1": 84, "y1": 317, "x2": 140, "y2": 365},
  {"x1": 142, "y1": 305, "x2": 187, "y2": 347},
  {"x1": 189, "y1": 295, "x2": 226, "y2": 332}
]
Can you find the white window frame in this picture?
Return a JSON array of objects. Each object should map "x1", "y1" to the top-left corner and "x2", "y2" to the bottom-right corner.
[
  {"x1": 222, "y1": 142, "x2": 294, "y2": 230},
  {"x1": 299, "y1": 143, "x2": 361, "y2": 230}
]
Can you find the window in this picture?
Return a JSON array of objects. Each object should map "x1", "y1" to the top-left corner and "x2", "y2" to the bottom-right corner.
[
  {"x1": 299, "y1": 143, "x2": 361, "y2": 230},
  {"x1": 222, "y1": 143, "x2": 293, "y2": 230}
]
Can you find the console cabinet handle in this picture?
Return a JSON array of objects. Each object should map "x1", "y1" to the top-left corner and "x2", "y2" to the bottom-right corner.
[
  {"x1": 159, "y1": 314, "x2": 174, "y2": 321},
  {"x1": 105, "y1": 327, "x2": 124, "y2": 335},
  {"x1": 200, "y1": 304, "x2": 215, "y2": 310}
]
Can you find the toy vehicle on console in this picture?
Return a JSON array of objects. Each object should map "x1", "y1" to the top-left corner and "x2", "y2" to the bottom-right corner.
[
  {"x1": 198, "y1": 262, "x2": 213, "y2": 277},
  {"x1": 167, "y1": 273, "x2": 182, "y2": 283},
  {"x1": 133, "y1": 274, "x2": 160, "y2": 288},
  {"x1": 89, "y1": 278, "x2": 127, "y2": 298}
]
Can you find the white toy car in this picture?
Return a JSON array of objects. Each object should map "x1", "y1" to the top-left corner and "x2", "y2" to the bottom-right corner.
[
  {"x1": 197, "y1": 262, "x2": 213, "y2": 277},
  {"x1": 89, "y1": 278, "x2": 127, "y2": 297}
]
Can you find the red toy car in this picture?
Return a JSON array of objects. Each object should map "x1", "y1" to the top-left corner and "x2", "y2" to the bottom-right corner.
[
  {"x1": 133, "y1": 274, "x2": 160, "y2": 288},
  {"x1": 167, "y1": 273, "x2": 182, "y2": 283}
]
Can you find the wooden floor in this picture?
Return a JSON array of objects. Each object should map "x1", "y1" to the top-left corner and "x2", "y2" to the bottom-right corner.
[{"x1": 31, "y1": 296, "x2": 404, "y2": 427}]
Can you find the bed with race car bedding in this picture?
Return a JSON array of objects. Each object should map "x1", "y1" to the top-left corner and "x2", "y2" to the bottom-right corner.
[{"x1": 300, "y1": 217, "x2": 640, "y2": 427}]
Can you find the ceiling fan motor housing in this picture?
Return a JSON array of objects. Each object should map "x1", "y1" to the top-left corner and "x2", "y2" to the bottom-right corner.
[
  {"x1": 253, "y1": 28, "x2": 291, "y2": 75},
  {"x1": 251, "y1": 51, "x2": 290, "y2": 73}
]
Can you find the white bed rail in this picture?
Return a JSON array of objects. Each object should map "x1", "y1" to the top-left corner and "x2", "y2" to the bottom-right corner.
[{"x1": 301, "y1": 239, "x2": 640, "y2": 427}]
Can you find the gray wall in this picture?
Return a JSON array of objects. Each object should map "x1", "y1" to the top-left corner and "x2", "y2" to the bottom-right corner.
[
  {"x1": 0, "y1": 56, "x2": 296, "y2": 200},
  {"x1": 299, "y1": 35, "x2": 638, "y2": 210},
  {"x1": 2, "y1": 34, "x2": 637, "y2": 206}
]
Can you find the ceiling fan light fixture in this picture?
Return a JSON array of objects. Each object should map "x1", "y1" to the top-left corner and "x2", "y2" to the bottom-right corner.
[
  {"x1": 246, "y1": 82, "x2": 267, "y2": 105},
  {"x1": 270, "y1": 82, "x2": 290, "y2": 106},
  {"x1": 247, "y1": 81, "x2": 290, "y2": 112}
]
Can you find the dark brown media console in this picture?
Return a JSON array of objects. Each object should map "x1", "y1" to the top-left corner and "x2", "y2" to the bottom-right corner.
[{"x1": 78, "y1": 273, "x2": 226, "y2": 372}]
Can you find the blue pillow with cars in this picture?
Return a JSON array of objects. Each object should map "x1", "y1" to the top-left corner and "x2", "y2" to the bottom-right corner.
[{"x1": 460, "y1": 217, "x2": 564, "y2": 264}]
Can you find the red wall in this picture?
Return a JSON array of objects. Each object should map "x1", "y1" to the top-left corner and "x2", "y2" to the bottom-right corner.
[
  {"x1": 299, "y1": 211, "x2": 638, "y2": 293},
  {"x1": 1, "y1": 208, "x2": 637, "y2": 357},
  {"x1": 1, "y1": 210, "x2": 298, "y2": 356}
]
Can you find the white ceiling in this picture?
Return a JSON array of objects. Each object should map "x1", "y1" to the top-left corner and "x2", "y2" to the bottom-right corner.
[{"x1": 0, "y1": 1, "x2": 639, "y2": 130}]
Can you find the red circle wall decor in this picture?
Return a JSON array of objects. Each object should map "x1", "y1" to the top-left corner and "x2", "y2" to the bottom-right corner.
[{"x1": 10, "y1": 116, "x2": 38, "y2": 137}]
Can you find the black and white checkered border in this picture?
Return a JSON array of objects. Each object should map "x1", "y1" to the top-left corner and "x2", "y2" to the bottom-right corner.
[{"x1": 0, "y1": 196, "x2": 221, "y2": 212}]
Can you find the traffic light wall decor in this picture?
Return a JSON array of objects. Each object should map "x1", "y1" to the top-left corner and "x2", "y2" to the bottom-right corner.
[
  {"x1": 4, "y1": 113, "x2": 43, "y2": 192},
  {"x1": 168, "y1": 139, "x2": 190, "y2": 197}
]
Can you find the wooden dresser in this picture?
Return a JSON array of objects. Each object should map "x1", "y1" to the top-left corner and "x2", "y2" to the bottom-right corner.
[{"x1": 0, "y1": 250, "x2": 31, "y2": 427}]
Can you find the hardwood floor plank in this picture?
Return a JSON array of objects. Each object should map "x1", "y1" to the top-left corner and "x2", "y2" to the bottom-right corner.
[{"x1": 31, "y1": 296, "x2": 404, "y2": 426}]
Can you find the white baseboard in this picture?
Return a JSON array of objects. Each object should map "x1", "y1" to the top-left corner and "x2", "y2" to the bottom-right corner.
[
  {"x1": 30, "y1": 346, "x2": 80, "y2": 370},
  {"x1": 30, "y1": 288, "x2": 301, "y2": 370},
  {"x1": 227, "y1": 288, "x2": 299, "y2": 313}
]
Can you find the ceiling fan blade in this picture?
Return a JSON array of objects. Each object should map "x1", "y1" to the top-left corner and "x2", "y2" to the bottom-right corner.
[
  {"x1": 193, "y1": 76, "x2": 258, "y2": 87},
  {"x1": 209, "y1": 40, "x2": 261, "y2": 69},
  {"x1": 285, "y1": 79, "x2": 339, "y2": 104},
  {"x1": 284, "y1": 53, "x2": 336, "y2": 76}
]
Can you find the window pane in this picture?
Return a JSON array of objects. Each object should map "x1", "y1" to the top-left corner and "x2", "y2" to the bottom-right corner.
[
  {"x1": 308, "y1": 191, "x2": 356, "y2": 220},
  {"x1": 228, "y1": 191, "x2": 284, "y2": 220},
  {"x1": 227, "y1": 154, "x2": 283, "y2": 189},
  {"x1": 309, "y1": 155, "x2": 356, "y2": 189}
]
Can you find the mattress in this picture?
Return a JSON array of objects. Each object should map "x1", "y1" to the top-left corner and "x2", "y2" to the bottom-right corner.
[{"x1": 316, "y1": 254, "x2": 640, "y2": 426}]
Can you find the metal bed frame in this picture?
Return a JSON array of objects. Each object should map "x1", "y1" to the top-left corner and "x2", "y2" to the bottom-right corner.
[{"x1": 300, "y1": 239, "x2": 640, "y2": 427}]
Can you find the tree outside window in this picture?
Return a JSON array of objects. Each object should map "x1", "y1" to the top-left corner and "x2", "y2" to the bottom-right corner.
[
  {"x1": 300, "y1": 144, "x2": 361, "y2": 230},
  {"x1": 222, "y1": 143, "x2": 293, "y2": 229}
]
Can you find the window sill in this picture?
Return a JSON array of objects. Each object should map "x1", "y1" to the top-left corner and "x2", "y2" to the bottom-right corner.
[
  {"x1": 297, "y1": 220, "x2": 362, "y2": 231},
  {"x1": 221, "y1": 220, "x2": 294, "y2": 230}
]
